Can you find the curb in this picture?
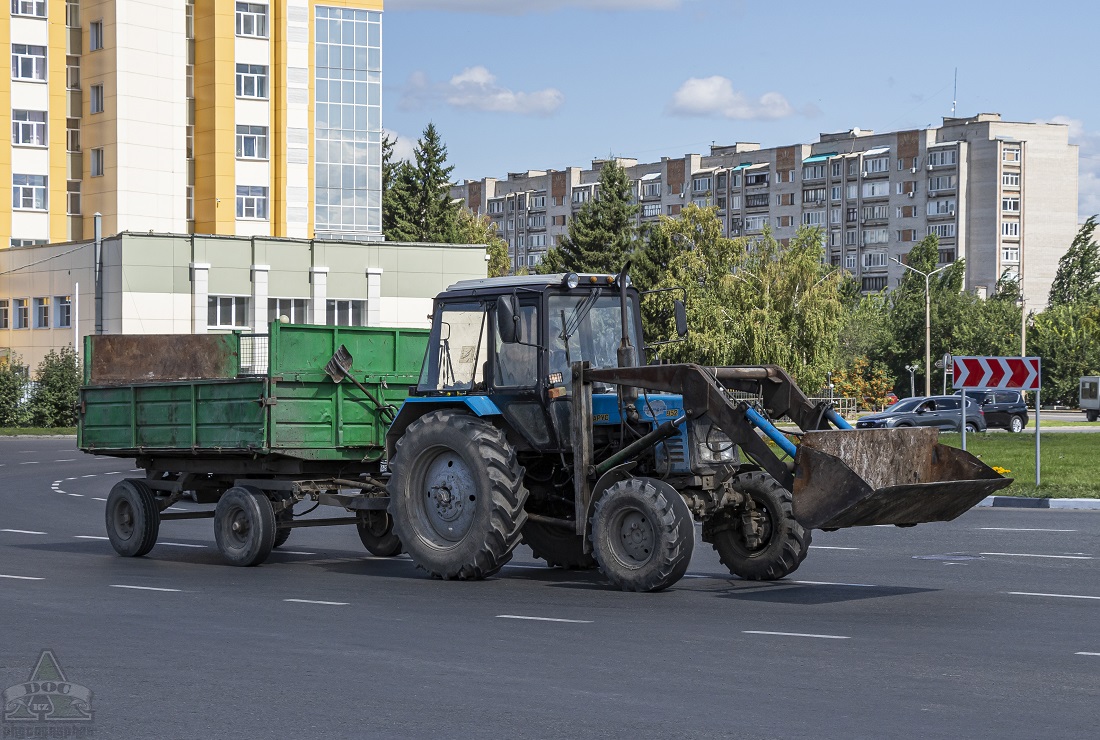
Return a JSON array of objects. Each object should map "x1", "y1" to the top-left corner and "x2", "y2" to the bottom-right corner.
[{"x1": 977, "y1": 496, "x2": 1100, "y2": 510}]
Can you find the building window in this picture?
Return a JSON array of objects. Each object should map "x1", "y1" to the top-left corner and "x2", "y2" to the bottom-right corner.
[
  {"x1": 831, "y1": 162, "x2": 842, "y2": 178},
  {"x1": 928, "y1": 175, "x2": 957, "y2": 192},
  {"x1": 845, "y1": 253, "x2": 857, "y2": 270},
  {"x1": 830, "y1": 185, "x2": 841, "y2": 202},
  {"x1": 927, "y1": 198, "x2": 956, "y2": 216},
  {"x1": 186, "y1": 186, "x2": 194, "y2": 221},
  {"x1": 802, "y1": 210, "x2": 826, "y2": 227},
  {"x1": 10, "y1": 239, "x2": 46, "y2": 247},
  {"x1": 938, "y1": 249, "x2": 956, "y2": 264},
  {"x1": 12, "y1": 174, "x2": 47, "y2": 210},
  {"x1": 746, "y1": 193, "x2": 769, "y2": 208},
  {"x1": 67, "y1": 180, "x2": 80, "y2": 215},
  {"x1": 1003, "y1": 147, "x2": 1021, "y2": 163},
  {"x1": 268, "y1": 298, "x2": 309, "y2": 324},
  {"x1": 235, "y1": 2, "x2": 269, "y2": 38},
  {"x1": 487, "y1": 200, "x2": 503, "y2": 214},
  {"x1": 802, "y1": 188, "x2": 826, "y2": 204},
  {"x1": 208, "y1": 296, "x2": 250, "y2": 329},
  {"x1": 14, "y1": 299, "x2": 29, "y2": 329},
  {"x1": 641, "y1": 181, "x2": 661, "y2": 198},
  {"x1": 863, "y1": 229, "x2": 889, "y2": 246},
  {"x1": 529, "y1": 234, "x2": 547, "y2": 249},
  {"x1": 66, "y1": 54, "x2": 80, "y2": 89},
  {"x1": 11, "y1": 44, "x2": 47, "y2": 81},
  {"x1": 862, "y1": 204, "x2": 889, "y2": 221},
  {"x1": 572, "y1": 190, "x2": 591, "y2": 204},
  {"x1": 66, "y1": 118, "x2": 80, "y2": 152},
  {"x1": 527, "y1": 214, "x2": 546, "y2": 228},
  {"x1": 55, "y1": 295, "x2": 71, "y2": 328},
  {"x1": 862, "y1": 276, "x2": 888, "y2": 292},
  {"x1": 1002, "y1": 221, "x2": 1020, "y2": 238},
  {"x1": 235, "y1": 64, "x2": 268, "y2": 99},
  {"x1": 90, "y1": 83, "x2": 104, "y2": 114},
  {"x1": 730, "y1": 173, "x2": 741, "y2": 188},
  {"x1": 1002, "y1": 172, "x2": 1020, "y2": 188},
  {"x1": 530, "y1": 195, "x2": 546, "y2": 209},
  {"x1": 236, "y1": 185, "x2": 268, "y2": 220},
  {"x1": 846, "y1": 207, "x2": 857, "y2": 223},
  {"x1": 830, "y1": 208, "x2": 841, "y2": 225},
  {"x1": 1001, "y1": 246, "x2": 1020, "y2": 263},
  {"x1": 1002, "y1": 196, "x2": 1020, "y2": 212},
  {"x1": 927, "y1": 223, "x2": 956, "y2": 239},
  {"x1": 90, "y1": 148, "x2": 104, "y2": 177},
  {"x1": 863, "y1": 157, "x2": 889, "y2": 174},
  {"x1": 235, "y1": 125, "x2": 269, "y2": 159},
  {"x1": 928, "y1": 149, "x2": 957, "y2": 167},
  {"x1": 692, "y1": 176, "x2": 712, "y2": 192},
  {"x1": 862, "y1": 251, "x2": 889, "y2": 269},
  {"x1": 32, "y1": 297, "x2": 49, "y2": 329},
  {"x1": 186, "y1": 124, "x2": 194, "y2": 159},
  {"x1": 802, "y1": 164, "x2": 825, "y2": 180},
  {"x1": 0, "y1": 300, "x2": 7, "y2": 329},
  {"x1": 845, "y1": 230, "x2": 857, "y2": 246},
  {"x1": 12, "y1": 0, "x2": 47, "y2": 18},
  {"x1": 11, "y1": 110, "x2": 47, "y2": 146},
  {"x1": 744, "y1": 215, "x2": 768, "y2": 231},
  {"x1": 326, "y1": 299, "x2": 365, "y2": 327},
  {"x1": 862, "y1": 181, "x2": 890, "y2": 198},
  {"x1": 745, "y1": 172, "x2": 769, "y2": 187},
  {"x1": 89, "y1": 20, "x2": 103, "y2": 51},
  {"x1": 846, "y1": 183, "x2": 858, "y2": 199}
]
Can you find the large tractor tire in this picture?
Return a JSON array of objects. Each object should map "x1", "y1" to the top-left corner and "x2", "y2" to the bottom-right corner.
[
  {"x1": 388, "y1": 410, "x2": 528, "y2": 580},
  {"x1": 356, "y1": 510, "x2": 403, "y2": 557},
  {"x1": 105, "y1": 479, "x2": 160, "y2": 557},
  {"x1": 703, "y1": 471, "x2": 810, "y2": 581},
  {"x1": 589, "y1": 477, "x2": 694, "y2": 592},
  {"x1": 521, "y1": 520, "x2": 596, "y2": 570}
]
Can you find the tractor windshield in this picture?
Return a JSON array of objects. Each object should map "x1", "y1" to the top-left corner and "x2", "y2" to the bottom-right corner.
[{"x1": 548, "y1": 293, "x2": 639, "y2": 382}]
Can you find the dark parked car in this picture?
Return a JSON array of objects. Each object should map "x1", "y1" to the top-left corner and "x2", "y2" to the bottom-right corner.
[
  {"x1": 856, "y1": 395, "x2": 987, "y2": 432},
  {"x1": 952, "y1": 389, "x2": 1029, "y2": 432}
]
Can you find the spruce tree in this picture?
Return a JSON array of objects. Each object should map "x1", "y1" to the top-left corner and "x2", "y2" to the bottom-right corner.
[
  {"x1": 537, "y1": 158, "x2": 639, "y2": 274},
  {"x1": 382, "y1": 123, "x2": 462, "y2": 243}
]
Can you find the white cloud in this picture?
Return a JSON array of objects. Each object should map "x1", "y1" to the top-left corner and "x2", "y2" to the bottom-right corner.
[
  {"x1": 383, "y1": 129, "x2": 416, "y2": 162},
  {"x1": 391, "y1": 0, "x2": 685, "y2": 13},
  {"x1": 1033, "y1": 116, "x2": 1100, "y2": 220},
  {"x1": 667, "y1": 76, "x2": 796, "y2": 120},
  {"x1": 401, "y1": 66, "x2": 564, "y2": 117}
]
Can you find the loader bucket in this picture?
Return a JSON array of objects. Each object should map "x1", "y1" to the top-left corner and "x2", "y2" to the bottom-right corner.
[{"x1": 791, "y1": 427, "x2": 1012, "y2": 530}]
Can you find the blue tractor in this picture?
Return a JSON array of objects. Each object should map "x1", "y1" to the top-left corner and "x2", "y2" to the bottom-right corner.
[{"x1": 384, "y1": 268, "x2": 1010, "y2": 591}]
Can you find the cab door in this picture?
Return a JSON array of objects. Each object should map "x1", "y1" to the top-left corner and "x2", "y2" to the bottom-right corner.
[{"x1": 491, "y1": 297, "x2": 561, "y2": 451}]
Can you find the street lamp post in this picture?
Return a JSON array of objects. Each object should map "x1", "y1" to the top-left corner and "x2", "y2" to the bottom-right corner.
[{"x1": 895, "y1": 258, "x2": 950, "y2": 397}]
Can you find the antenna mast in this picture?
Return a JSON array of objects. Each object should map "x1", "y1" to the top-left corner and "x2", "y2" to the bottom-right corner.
[{"x1": 951, "y1": 68, "x2": 957, "y2": 116}]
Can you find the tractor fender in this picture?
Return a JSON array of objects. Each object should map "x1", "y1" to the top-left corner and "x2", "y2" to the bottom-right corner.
[
  {"x1": 580, "y1": 461, "x2": 639, "y2": 550},
  {"x1": 386, "y1": 397, "x2": 503, "y2": 459}
]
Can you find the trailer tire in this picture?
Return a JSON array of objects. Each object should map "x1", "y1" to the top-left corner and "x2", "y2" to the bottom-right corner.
[
  {"x1": 272, "y1": 507, "x2": 292, "y2": 549},
  {"x1": 214, "y1": 486, "x2": 276, "y2": 567},
  {"x1": 356, "y1": 511, "x2": 403, "y2": 557},
  {"x1": 589, "y1": 477, "x2": 694, "y2": 592},
  {"x1": 521, "y1": 520, "x2": 596, "y2": 570},
  {"x1": 1087, "y1": 410, "x2": 1098, "y2": 423},
  {"x1": 388, "y1": 410, "x2": 527, "y2": 580},
  {"x1": 704, "y1": 471, "x2": 809, "y2": 581},
  {"x1": 105, "y1": 479, "x2": 160, "y2": 557}
]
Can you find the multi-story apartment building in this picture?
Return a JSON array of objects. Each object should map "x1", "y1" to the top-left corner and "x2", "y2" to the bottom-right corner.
[
  {"x1": 453, "y1": 114, "x2": 1077, "y2": 309},
  {"x1": 2, "y1": 0, "x2": 383, "y2": 247}
]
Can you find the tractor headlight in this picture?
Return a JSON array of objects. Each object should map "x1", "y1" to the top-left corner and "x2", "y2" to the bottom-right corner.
[
  {"x1": 563, "y1": 272, "x2": 580, "y2": 289},
  {"x1": 698, "y1": 426, "x2": 736, "y2": 464}
]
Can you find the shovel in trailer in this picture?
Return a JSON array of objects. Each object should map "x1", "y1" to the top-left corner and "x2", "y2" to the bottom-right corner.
[
  {"x1": 790, "y1": 427, "x2": 1013, "y2": 530},
  {"x1": 325, "y1": 345, "x2": 397, "y2": 423}
]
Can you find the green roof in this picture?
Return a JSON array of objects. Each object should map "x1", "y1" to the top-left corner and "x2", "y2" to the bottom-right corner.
[{"x1": 802, "y1": 152, "x2": 837, "y2": 164}]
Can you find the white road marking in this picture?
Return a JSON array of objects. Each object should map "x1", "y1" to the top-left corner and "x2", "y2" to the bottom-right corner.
[
  {"x1": 75, "y1": 535, "x2": 109, "y2": 540},
  {"x1": 164, "y1": 507, "x2": 187, "y2": 512},
  {"x1": 503, "y1": 563, "x2": 552, "y2": 570},
  {"x1": 92, "y1": 497, "x2": 107, "y2": 502},
  {"x1": 19, "y1": 461, "x2": 39, "y2": 465},
  {"x1": 980, "y1": 527, "x2": 1076, "y2": 532},
  {"x1": 110, "y1": 585, "x2": 181, "y2": 592},
  {"x1": 0, "y1": 574, "x2": 44, "y2": 581},
  {"x1": 68, "y1": 493, "x2": 83, "y2": 497},
  {"x1": 159, "y1": 542, "x2": 207, "y2": 549},
  {"x1": 496, "y1": 615, "x2": 593, "y2": 624},
  {"x1": 277, "y1": 551, "x2": 316, "y2": 556},
  {"x1": 1008, "y1": 592, "x2": 1100, "y2": 601},
  {"x1": 284, "y1": 598, "x2": 348, "y2": 606},
  {"x1": 1, "y1": 529, "x2": 47, "y2": 535},
  {"x1": 55, "y1": 459, "x2": 76, "y2": 462},
  {"x1": 81, "y1": 474, "x2": 97, "y2": 478},
  {"x1": 810, "y1": 546, "x2": 861, "y2": 551},
  {"x1": 1076, "y1": 652, "x2": 1100, "y2": 656},
  {"x1": 64, "y1": 477, "x2": 76, "y2": 481},
  {"x1": 105, "y1": 471, "x2": 123, "y2": 475},
  {"x1": 743, "y1": 630, "x2": 850, "y2": 640},
  {"x1": 792, "y1": 580, "x2": 878, "y2": 588},
  {"x1": 981, "y1": 552, "x2": 1092, "y2": 560}
]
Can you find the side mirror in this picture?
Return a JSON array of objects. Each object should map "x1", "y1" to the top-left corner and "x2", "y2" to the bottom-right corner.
[
  {"x1": 673, "y1": 299, "x2": 688, "y2": 338},
  {"x1": 496, "y1": 295, "x2": 518, "y2": 344}
]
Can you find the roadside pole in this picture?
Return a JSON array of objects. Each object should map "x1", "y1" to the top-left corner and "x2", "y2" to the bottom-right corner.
[
  {"x1": 960, "y1": 389, "x2": 966, "y2": 451},
  {"x1": 1035, "y1": 389, "x2": 1041, "y2": 487}
]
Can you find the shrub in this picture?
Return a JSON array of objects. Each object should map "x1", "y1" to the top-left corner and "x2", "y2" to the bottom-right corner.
[
  {"x1": 0, "y1": 355, "x2": 31, "y2": 427},
  {"x1": 29, "y1": 346, "x2": 81, "y2": 428}
]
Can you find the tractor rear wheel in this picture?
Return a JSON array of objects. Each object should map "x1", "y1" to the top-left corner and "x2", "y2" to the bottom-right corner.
[
  {"x1": 703, "y1": 471, "x2": 810, "y2": 581},
  {"x1": 357, "y1": 511, "x2": 403, "y2": 557},
  {"x1": 589, "y1": 477, "x2": 694, "y2": 592},
  {"x1": 521, "y1": 520, "x2": 596, "y2": 570},
  {"x1": 388, "y1": 410, "x2": 527, "y2": 580}
]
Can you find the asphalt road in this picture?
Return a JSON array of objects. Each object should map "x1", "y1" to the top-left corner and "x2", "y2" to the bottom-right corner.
[{"x1": 1, "y1": 438, "x2": 1098, "y2": 739}]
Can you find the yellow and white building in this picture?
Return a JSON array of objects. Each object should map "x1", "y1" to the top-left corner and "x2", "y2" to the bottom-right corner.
[{"x1": 2, "y1": 0, "x2": 384, "y2": 247}]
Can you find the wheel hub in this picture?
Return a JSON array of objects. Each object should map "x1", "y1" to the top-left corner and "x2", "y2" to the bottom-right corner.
[
  {"x1": 616, "y1": 510, "x2": 654, "y2": 563},
  {"x1": 418, "y1": 452, "x2": 477, "y2": 543}
]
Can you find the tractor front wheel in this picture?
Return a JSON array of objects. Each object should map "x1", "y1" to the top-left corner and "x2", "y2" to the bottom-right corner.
[
  {"x1": 703, "y1": 471, "x2": 810, "y2": 581},
  {"x1": 521, "y1": 520, "x2": 596, "y2": 570},
  {"x1": 388, "y1": 410, "x2": 527, "y2": 580}
]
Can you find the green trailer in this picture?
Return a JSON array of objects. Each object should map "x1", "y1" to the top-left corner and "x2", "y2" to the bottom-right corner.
[{"x1": 78, "y1": 322, "x2": 428, "y2": 565}]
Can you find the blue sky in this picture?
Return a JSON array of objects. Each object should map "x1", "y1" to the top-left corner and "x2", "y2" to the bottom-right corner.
[{"x1": 383, "y1": 0, "x2": 1099, "y2": 220}]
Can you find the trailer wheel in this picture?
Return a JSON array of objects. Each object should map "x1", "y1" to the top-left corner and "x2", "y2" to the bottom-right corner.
[
  {"x1": 1087, "y1": 410, "x2": 1098, "y2": 423},
  {"x1": 589, "y1": 477, "x2": 694, "y2": 592},
  {"x1": 388, "y1": 409, "x2": 527, "y2": 580},
  {"x1": 105, "y1": 479, "x2": 160, "y2": 557},
  {"x1": 521, "y1": 520, "x2": 596, "y2": 570},
  {"x1": 272, "y1": 509, "x2": 292, "y2": 549},
  {"x1": 703, "y1": 471, "x2": 810, "y2": 581},
  {"x1": 214, "y1": 486, "x2": 276, "y2": 567},
  {"x1": 356, "y1": 511, "x2": 403, "y2": 557}
]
